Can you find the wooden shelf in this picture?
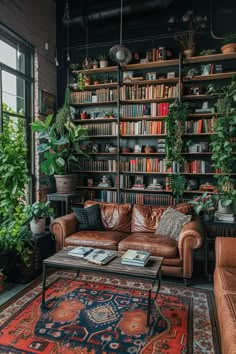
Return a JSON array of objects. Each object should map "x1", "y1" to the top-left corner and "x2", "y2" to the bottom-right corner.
[
  {"x1": 121, "y1": 98, "x2": 175, "y2": 104},
  {"x1": 188, "y1": 113, "x2": 219, "y2": 118},
  {"x1": 71, "y1": 101, "x2": 117, "y2": 107},
  {"x1": 183, "y1": 53, "x2": 236, "y2": 64},
  {"x1": 183, "y1": 72, "x2": 236, "y2": 82},
  {"x1": 123, "y1": 59, "x2": 179, "y2": 70},
  {"x1": 74, "y1": 152, "x2": 117, "y2": 156},
  {"x1": 72, "y1": 170, "x2": 118, "y2": 174},
  {"x1": 123, "y1": 78, "x2": 179, "y2": 85},
  {"x1": 120, "y1": 134, "x2": 166, "y2": 138},
  {"x1": 84, "y1": 135, "x2": 117, "y2": 139},
  {"x1": 77, "y1": 186, "x2": 117, "y2": 190},
  {"x1": 74, "y1": 118, "x2": 117, "y2": 124},
  {"x1": 121, "y1": 172, "x2": 236, "y2": 175},
  {"x1": 120, "y1": 188, "x2": 217, "y2": 194},
  {"x1": 69, "y1": 83, "x2": 117, "y2": 90},
  {"x1": 183, "y1": 95, "x2": 216, "y2": 100},
  {"x1": 120, "y1": 152, "x2": 166, "y2": 155},
  {"x1": 120, "y1": 116, "x2": 167, "y2": 121},
  {"x1": 71, "y1": 66, "x2": 117, "y2": 74}
]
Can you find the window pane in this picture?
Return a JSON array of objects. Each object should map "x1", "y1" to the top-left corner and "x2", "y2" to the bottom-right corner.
[
  {"x1": 2, "y1": 71, "x2": 25, "y2": 116},
  {"x1": 0, "y1": 39, "x2": 25, "y2": 73}
]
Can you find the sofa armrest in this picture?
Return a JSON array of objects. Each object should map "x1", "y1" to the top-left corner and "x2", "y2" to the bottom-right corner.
[
  {"x1": 50, "y1": 213, "x2": 78, "y2": 251},
  {"x1": 215, "y1": 237, "x2": 236, "y2": 268},
  {"x1": 178, "y1": 216, "x2": 204, "y2": 279}
]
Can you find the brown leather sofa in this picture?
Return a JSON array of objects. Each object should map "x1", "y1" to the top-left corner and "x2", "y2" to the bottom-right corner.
[
  {"x1": 51, "y1": 200, "x2": 203, "y2": 284},
  {"x1": 214, "y1": 237, "x2": 236, "y2": 354}
]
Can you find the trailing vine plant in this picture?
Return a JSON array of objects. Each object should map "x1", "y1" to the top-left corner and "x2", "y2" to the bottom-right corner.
[
  {"x1": 206, "y1": 76, "x2": 236, "y2": 192},
  {"x1": 165, "y1": 100, "x2": 189, "y2": 203}
]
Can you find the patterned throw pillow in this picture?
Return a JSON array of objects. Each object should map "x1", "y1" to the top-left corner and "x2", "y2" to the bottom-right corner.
[
  {"x1": 73, "y1": 204, "x2": 104, "y2": 231},
  {"x1": 155, "y1": 207, "x2": 192, "y2": 240}
]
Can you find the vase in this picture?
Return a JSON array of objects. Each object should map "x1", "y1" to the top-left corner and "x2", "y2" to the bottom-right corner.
[
  {"x1": 183, "y1": 49, "x2": 194, "y2": 58},
  {"x1": 30, "y1": 218, "x2": 46, "y2": 235},
  {"x1": 221, "y1": 43, "x2": 236, "y2": 54}
]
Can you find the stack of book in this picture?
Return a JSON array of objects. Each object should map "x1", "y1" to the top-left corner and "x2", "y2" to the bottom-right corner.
[
  {"x1": 214, "y1": 211, "x2": 235, "y2": 223},
  {"x1": 68, "y1": 247, "x2": 116, "y2": 265},
  {"x1": 120, "y1": 250, "x2": 151, "y2": 267}
]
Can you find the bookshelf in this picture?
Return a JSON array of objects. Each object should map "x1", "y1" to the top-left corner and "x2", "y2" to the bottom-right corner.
[{"x1": 69, "y1": 53, "x2": 236, "y2": 205}]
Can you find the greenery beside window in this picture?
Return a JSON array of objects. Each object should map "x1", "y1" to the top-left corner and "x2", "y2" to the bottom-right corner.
[{"x1": 0, "y1": 115, "x2": 32, "y2": 265}]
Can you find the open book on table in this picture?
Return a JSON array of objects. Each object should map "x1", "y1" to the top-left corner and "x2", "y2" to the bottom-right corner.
[{"x1": 68, "y1": 247, "x2": 116, "y2": 265}]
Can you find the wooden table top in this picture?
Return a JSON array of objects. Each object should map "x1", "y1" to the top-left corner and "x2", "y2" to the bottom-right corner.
[{"x1": 44, "y1": 247, "x2": 163, "y2": 281}]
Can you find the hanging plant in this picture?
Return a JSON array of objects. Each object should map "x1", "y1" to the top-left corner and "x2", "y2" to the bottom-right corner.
[
  {"x1": 206, "y1": 76, "x2": 236, "y2": 192},
  {"x1": 166, "y1": 100, "x2": 189, "y2": 166}
]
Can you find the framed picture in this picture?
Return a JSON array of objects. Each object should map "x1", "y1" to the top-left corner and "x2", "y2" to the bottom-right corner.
[
  {"x1": 167, "y1": 71, "x2": 176, "y2": 79},
  {"x1": 146, "y1": 72, "x2": 157, "y2": 81},
  {"x1": 188, "y1": 84, "x2": 201, "y2": 96},
  {"x1": 123, "y1": 71, "x2": 133, "y2": 83},
  {"x1": 134, "y1": 175, "x2": 144, "y2": 185},
  {"x1": 39, "y1": 90, "x2": 56, "y2": 116}
]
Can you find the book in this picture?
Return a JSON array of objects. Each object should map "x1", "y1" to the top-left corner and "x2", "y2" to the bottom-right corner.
[
  {"x1": 85, "y1": 249, "x2": 117, "y2": 265},
  {"x1": 121, "y1": 250, "x2": 150, "y2": 266},
  {"x1": 68, "y1": 247, "x2": 93, "y2": 258}
]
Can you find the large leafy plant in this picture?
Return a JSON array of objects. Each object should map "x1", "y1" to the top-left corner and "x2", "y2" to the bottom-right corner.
[
  {"x1": 24, "y1": 201, "x2": 54, "y2": 223},
  {"x1": 0, "y1": 114, "x2": 32, "y2": 265},
  {"x1": 32, "y1": 115, "x2": 88, "y2": 175},
  {"x1": 188, "y1": 192, "x2": 216, "y2": 216}
]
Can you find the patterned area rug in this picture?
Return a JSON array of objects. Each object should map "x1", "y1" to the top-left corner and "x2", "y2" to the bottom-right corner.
[{"x1": 0, "y1": 271, "x2": 220, "y2": 354}]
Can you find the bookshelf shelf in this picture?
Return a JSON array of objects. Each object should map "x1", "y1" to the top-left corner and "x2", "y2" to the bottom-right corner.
[
  {"x1": 70, "y1": 82, "x2": 118, "y2": 90},
  {"x1": 69, "y1": 52, "x2": 236, "y2": 205}
]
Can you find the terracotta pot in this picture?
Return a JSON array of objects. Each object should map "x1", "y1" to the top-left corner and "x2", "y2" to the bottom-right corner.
[
  {"x1": 145, "y1": 147, "x2": 155, "y2": 153},
  {"x1": 221, "y1": 43, "x2": 236, "y2": 54},
  {"x1": 80, "y1": 112, "x2": 87, "y2": 120},
  {"x1": 183, "y1": 49, "x2": 195, "y2": 58}
]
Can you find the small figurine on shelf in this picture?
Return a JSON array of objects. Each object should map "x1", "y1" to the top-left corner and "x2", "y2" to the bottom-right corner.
[
  {"x1": 104, "y1": 143, "x2": 112, "y2": 152},
  {"x1": 91, "y1": 143, "x2": 100, "y2": 153},
  {"x1": 134, "y1": 144, "x2": 142, "y2": 153},
  {"x1": 98, "y1": 175, "x2": 112, "y2": 187}
]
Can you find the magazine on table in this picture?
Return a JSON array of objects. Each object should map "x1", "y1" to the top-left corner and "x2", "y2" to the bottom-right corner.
[
  {"x1": 121, "y1": 250, "x2": 150, "y2": 266},
  {"x1": 68, "y1": 247, "x2": 116, "y2": 265}
]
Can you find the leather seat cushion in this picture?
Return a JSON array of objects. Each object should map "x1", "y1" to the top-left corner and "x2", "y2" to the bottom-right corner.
[
  {"x1": 118, "y1": 232, "x2": 178, "y2": 258},
  {"x1": 65, "y1": 231, "x2": 128, "y2": 251},
  {"x1": 215, "y1": 293, "x2": 236, "y2": 354},
  {"x1": 214, "y1": 267, "x2": 236, "y2": 295}
]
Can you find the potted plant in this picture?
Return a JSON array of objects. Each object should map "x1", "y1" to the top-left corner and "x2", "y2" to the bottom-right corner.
[
  {"x1": 168, "y1": 173, "x2": 186, "y2": 204},
  {"x1": 221, "y1": 32, "x2": 236, "y2": 54},
  {"x1": 172, "y1": 10, "x2": 207, "y2": 57},
  {"x1": 93, "y1": 59, "x2": 98, "y2": 69},
  {"x1": 24, "y1": 201, "x2": 54, "y2": 235},
  {"x1": 32, "y1": 114, "x2": 88, "y2": 193},
  {"x1": 98, "y1": 53, "x2": 109, "y2": 68},
  {"x1": 104, "y1": 109, "x2": 117, "y2": 118},
  {"x1": 188, "y1": 192, "x2": 216, "y2": 221}
]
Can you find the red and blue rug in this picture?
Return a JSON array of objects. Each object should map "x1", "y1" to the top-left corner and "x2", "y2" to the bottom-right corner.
[{"x1": 0, "y1": 271, "x2": 220, "y2": 354}]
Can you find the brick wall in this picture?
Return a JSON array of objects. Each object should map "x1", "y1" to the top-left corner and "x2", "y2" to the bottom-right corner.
[{"x1": 0, "y1": 0, "x2": 57, "y2": 200}]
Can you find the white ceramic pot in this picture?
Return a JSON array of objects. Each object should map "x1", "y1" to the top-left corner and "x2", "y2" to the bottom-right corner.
[
  {"x1": 30, "y1": 218, "x2": 46, "y2": 235},
  {"x1": 99, "y1": 60, "x2": 108, "y2": 68}
]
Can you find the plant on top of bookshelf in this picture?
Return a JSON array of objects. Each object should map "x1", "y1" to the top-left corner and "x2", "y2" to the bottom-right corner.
[
  {"x1": 221, "y1": 32, "x2": 236, "y2": 54},
  {"x1": 104, "y1": 109, "x2": 117, "y2": 118}
]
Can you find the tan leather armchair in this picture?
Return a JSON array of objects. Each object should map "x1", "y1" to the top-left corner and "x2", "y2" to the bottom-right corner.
[{"x1": 214, "y1": 237, "x2": 236, "y2": 354}]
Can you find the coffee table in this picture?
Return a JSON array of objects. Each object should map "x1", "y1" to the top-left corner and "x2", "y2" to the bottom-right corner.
[{"x1": 41, "y1": 247, "x2": 163, "y2": 326}]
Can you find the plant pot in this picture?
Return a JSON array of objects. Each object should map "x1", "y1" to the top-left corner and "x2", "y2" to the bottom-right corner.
[
  {"x1": 202, "y1": 214, "x2": 213, "y2": 222},
  {"x1": 30, "y1": 218, "x2": 46, "y2": 235},
  {"x1": 218, "y1": 200, "x2": 232, "y2": 214},
  {"x1": 54, "y1": 174, "x2": 77, "y2": 193},
  {"x1": 145, "y1": 147, "x2": 155, "y2": 153},
  {"x1": 80, "y1": 112, "x2": 87, "y2": 120},
  {"x1": 221, "y1": 43, "x2": 236, "y2": 54},
  {"x1": 183, "y1": 49, "x2": 195, "y2": 58},
  {"x1": 99, "y1": 60, "x2": 108, "y2": 68}
]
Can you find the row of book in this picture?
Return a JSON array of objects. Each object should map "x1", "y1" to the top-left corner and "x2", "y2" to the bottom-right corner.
[
  {"x1": 78, "y1": 160, "x2": 117, "y2": 172},
  {"x1": 120, "y1": 192, "x2": 174, "y2": 206},
  {"x1": 120, "y1": 120, "x2": 166, "y2": 135},
  {"x1": 100, "y1": 190, "x2": 117, "y2": 202},
  {"x1": 70, "y1": 88, "x2": 118, "y2": 104},
  {"x1": 120, "y1": 103, "x2": 170, "y2": 117},
  {"x1": 120, "y1": 159, "x2": 180, "y2": 173},
  {"x1": 82, "y1": 123, "x2": 118, "y2": 136},
  {"x1": 183, "y1": 160, "x2": 213, "y2": 174},
  {"x1": 185, "y1": 118, "x2": 216, "y2": 134},
  {"x1": 120, "y1": 84, "x2": 179, "y2": 100}
]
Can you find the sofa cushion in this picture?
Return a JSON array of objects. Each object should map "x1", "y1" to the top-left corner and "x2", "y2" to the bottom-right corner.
[
  {"x1": 73, "y1": 204, "x2": 104, "y2": 231},
  {"x1": 155, "y1": 208, "x2": 192, "y2": 240},
  {"x1": 84, "y1": 200, "x2": 132, "y2": 233},
  {"x1": 131, "y1": 203, "x2": 191, "y2": 233},
  {"x1": 65, "y1": 230, "x2": 128, "y2": 251},
  {"x1": 118, "y1": 232, "x2": 178, "y2": 258}
]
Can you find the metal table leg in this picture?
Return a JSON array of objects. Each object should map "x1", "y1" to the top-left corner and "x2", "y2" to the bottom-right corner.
[{"x1": 42, "y1": 262, "x2": 47, "y2": 308}]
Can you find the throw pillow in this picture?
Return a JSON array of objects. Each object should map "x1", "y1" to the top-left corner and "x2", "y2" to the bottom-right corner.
[
  {"x1": 155, "y1": 207, "x2": 191, "y2": 240},
  {"x1": 73, "y1": 204, "x2": 104, "y2": 231}
]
